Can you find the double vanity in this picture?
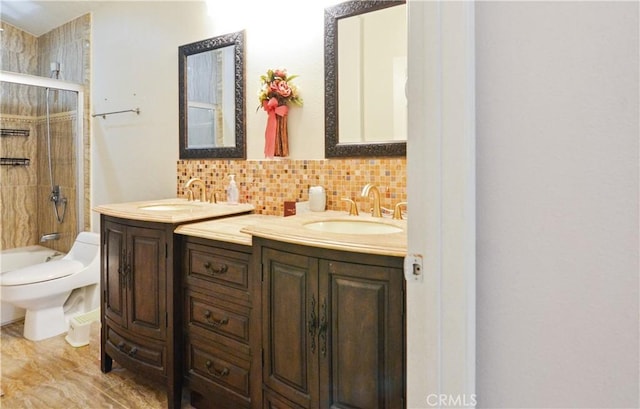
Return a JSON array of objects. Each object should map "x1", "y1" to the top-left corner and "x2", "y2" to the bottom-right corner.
[{"x1": 94, "y1": 197, "x2": 407, "y2": 409}]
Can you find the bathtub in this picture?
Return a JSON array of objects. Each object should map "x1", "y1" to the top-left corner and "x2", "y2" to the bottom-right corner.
[{"x1": 1, "y1": 245, "x2": 65, "y2": 325}]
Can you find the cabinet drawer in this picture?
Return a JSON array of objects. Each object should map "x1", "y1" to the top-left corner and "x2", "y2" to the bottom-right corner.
[
  {"x1": 185, "y1": 243, "x2": 250, "y2": 293},
  {"x1": 105, "y1": 325, "x2": 165, "y2": 374},
  {"x1": 186, "y1": 290, "x2": 250, "y2": 344},
  {"x1": 187, "y1": 340, "x2": 251, "y2": 399},
  {"x1": 263, "y1": 387, "x2": 306, "y2": 409}
]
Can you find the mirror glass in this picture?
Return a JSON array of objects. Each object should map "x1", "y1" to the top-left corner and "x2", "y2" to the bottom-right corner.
[
  {"x1": 179, "y1": 30, "x2": 245, "y2": 159},
  {"x1": 325, "y1": 1, "x2": 407, "y2": 158}
]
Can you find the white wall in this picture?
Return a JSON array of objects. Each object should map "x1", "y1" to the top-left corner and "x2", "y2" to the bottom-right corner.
[
  {"x1": 476, "y1": 2, "x2": 638, "y2": 407},
  {"x1": 91, "y1": 2, "x2": 329, "y2": 227},
  {"x1": 91, "y1": 2, "x2": 211, "y2": 227},
  {"x1": 406, "y1": 2, "x2": 476, "y2": 407}
]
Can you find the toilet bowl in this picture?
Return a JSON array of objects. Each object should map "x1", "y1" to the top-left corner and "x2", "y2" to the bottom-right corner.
[{"x1": 0, "y1": 232, "x2": 100, "y2": 341}]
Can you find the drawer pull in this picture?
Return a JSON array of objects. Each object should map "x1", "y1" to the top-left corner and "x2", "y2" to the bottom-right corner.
[
  {"x1": 203, "y1": 261, "x2": 228, "y2": 275},
  {"x1": 203, "y1": 310, "x2": 229, "y2": 327},
  {"x1": 117, "y1": 341, "x2": 125, "y2": 350},
  {"x1": 128, "y1": 347, "x2": 138, "y2": 357},
  {"x1": 308, "y1": 294, "x2": 317, "y2": 354},
  {"x1": 205, "y1": 360, "x2": 230, "y2": 378},
  {"x1": 319, "y1": 297, "x2": 328, "y2": 357}
]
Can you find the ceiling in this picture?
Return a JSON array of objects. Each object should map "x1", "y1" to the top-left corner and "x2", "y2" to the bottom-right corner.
[{"x1": 1, "y1": 1, "x2": 106, "y2": 37}]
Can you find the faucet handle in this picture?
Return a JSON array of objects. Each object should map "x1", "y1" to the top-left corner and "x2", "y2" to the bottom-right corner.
[
  {"x1": 393, "y1": 202, "x2": 407, "y2": 220},
  {"x1": 341, "y1": 198, "x2": 359, "y2": 216},
  {"x1": 208, "y1": 191, "x2": 218, "y2": 204},
  {"x1": 185, "y1": 189, "x2": 194, "y2": 201},
  {"x1": 184, "y1": 177, "x2": 206, "y2": 201}
]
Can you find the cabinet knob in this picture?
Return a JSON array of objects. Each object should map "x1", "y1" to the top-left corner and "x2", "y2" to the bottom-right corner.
[{"x1": 128, "y1": 347, "x2": 138, "y2": 356}]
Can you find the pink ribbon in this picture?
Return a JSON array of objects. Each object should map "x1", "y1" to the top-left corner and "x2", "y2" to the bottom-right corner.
[{"x1": 263, "y1": 97, "x2": 288, "y2": 158}]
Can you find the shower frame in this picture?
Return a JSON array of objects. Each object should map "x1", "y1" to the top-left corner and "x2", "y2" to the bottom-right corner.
[{"x1": 0, "y1": 70, "x2": 86, "y2": 236}]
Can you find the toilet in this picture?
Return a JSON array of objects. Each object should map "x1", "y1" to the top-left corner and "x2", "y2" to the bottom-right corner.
[{"x1": 0, "y1": 232, "x2": 100, "y2": 341}]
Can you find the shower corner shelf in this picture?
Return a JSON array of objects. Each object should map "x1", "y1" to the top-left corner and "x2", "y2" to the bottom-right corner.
[
  {"x1": 1, "y1": 129, "x2": 30, "y2": 137},
  {"x1": 1, "y1": 157, "x2": 30, "y2": 166}
]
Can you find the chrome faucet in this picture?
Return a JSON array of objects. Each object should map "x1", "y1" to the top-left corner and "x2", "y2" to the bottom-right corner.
[
  {"x1": 361, "y1": 183, "x2": 382, "y2": 217},
  {"x1": 184, "y1": 177, "x2": 206, "y2": 202}
]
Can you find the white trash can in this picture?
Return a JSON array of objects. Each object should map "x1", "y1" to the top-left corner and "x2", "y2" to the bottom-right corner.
[{"x1": 65, "y1": 308, "x2": 99, "y2": 347}]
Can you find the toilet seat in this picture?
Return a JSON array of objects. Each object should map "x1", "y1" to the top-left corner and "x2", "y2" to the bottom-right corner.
[{"x1": 0, "y1": 260, "x2": 83, "y2": 286}]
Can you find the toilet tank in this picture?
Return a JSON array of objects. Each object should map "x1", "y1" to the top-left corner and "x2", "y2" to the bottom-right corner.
[{"x1": 63, "y1": 232, "x2": 100, "y2": 267}]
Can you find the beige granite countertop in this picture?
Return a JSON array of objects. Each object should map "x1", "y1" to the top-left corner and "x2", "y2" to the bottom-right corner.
[
  {"x1": 174, "y1": 214, "x2": 274, "y2": 246},
  {"x1": 241, "y1": 211, "x2": 407, "y2": 257},
  {"x1": 95, "y1": 199, "x2": 407, "y2": 256},
  {"x1": 93, "y1": 198, "x2": 254, "y2": 224}
]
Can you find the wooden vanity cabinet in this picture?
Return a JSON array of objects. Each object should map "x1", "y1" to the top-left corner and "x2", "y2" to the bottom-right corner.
[
  {"x1": 100, "y1": 215, "x2": 183, "y2": 409},
  {"x1": 180, "y1": 235, "x2": 260, "y2": 409},
  {"x1": 256, "y1": 237, "x2": 406, "y2": 409}
]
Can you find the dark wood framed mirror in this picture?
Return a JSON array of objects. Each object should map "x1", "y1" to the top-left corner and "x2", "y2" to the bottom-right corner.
[
  {"x1": 325, "y1": 0, "x2": 406, "y2": 158},
  {"x1": 179, "y1": 30, "x2": 245, "y2": 159}
]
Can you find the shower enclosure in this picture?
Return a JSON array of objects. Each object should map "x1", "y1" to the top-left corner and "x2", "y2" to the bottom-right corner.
[{"x1": 0, "y1": 71, "x2": 85, "y2": 253}]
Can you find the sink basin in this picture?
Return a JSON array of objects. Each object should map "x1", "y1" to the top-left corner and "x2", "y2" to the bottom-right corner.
[
  {"x1": 303, "y1": 219, "x2": 403, "y2": 235},
  {"x1": 137, "y1": 203, "x2": 205, "y2": 211}
]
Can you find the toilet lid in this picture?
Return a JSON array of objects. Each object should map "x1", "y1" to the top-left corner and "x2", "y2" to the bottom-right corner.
[{"x1": 0, "y1": 260, "x2": 84, "y2": 286}]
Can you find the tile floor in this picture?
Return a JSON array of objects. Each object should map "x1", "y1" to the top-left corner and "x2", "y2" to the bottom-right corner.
[{"x1": 1, "y1": 320, "x2": 194, "y2": 409}]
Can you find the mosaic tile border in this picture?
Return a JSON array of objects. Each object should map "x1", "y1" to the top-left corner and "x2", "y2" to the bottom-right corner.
[{"x1": 177, "y1": 158, "x2": 406, "y2": 216}]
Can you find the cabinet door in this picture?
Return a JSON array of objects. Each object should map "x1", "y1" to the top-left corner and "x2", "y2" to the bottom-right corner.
[
  {"x1": 103, "y1": 220, "x2": 127, "y2": 327},
  {"x1": 127, "y1": 226, "x2": 167, "y2": 341},
  {"x1": 319, "y1": 260, "x2": 404, "y2": 409},
  {"x1": 262, "y1": 248, "x2": 319, "y2": 409}
]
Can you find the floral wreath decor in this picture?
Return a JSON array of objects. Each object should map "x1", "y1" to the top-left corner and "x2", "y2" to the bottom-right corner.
[{"x1": 258, "y1": 68, "x2": 303, "y2": 158}]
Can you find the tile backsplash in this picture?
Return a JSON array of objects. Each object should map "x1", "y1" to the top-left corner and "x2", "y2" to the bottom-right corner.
[{"x1": 177, "y1": 158, "x2": 406, "y2": 216}]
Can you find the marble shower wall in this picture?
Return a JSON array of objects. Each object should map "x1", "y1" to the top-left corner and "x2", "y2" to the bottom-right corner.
[
  {"x1": 0, "y1": 23, "x2": 38, "y2": 77},
  {"x1": 0, "y1": 117, "x2": 39, "y2": 248},
  {"x1": 0, "y1": 16, "x2": 91, "y2": 252},
  {"x1": 1, "y1": 23, "x2": 39, "y2": 249}
]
